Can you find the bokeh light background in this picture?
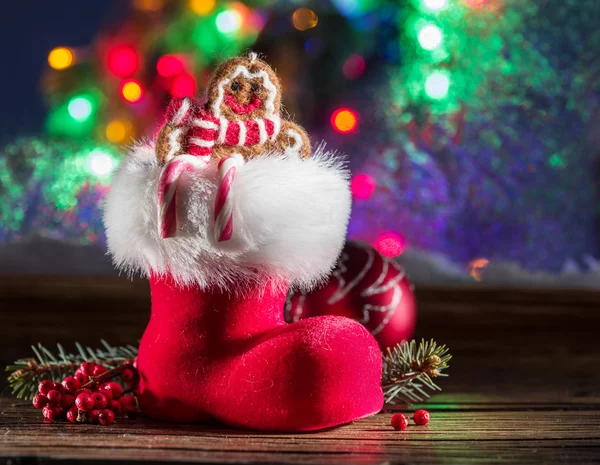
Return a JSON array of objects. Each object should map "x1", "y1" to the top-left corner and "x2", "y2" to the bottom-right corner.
[{"x1": 1, "y1": 0, "x2": 599, "y2": 284}]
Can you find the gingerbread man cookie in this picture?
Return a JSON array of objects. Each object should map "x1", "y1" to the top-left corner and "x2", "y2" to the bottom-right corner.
[{"x1": 156, "y1": 53, "x2": 311, "y2": 164}]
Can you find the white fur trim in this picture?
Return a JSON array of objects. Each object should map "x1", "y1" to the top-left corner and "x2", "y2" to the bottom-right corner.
[{"x1": 104, "y1": 144, "x2": 351, "y2": 292}]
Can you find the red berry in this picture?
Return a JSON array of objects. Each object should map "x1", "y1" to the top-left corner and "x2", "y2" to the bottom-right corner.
[
  {"x1": 75, "y1": 393, "x2": 95, "y2": 412},
  {"x1": 109, "y1": 400, "x2": 122, "y2": 413},
  {"x1": 80, "y1": 362, "x2": 96, "y2": 376},
  {"x1": 92, "y1": 392, "x2": 109, "y2": 410},
  {"x1": 97, "y1": 384, "x2": 113, "y2": 402},
  {"x1": 391, "y1": 413, "x2": 409, "y2": 431},
  {"x1": 61, "y1": 394, "x2": 75, "y2": 409},
  {"x1": 32, "y1": 394, "x2": 48, "y2": 409},
  {"x1": 413, "y1": 409, "x2": 430, "y2": 425},
  {"x1": 51, "y1": 382, "x2": 66, "y2": 395},
  {"x1": 62, "y1": 376, "x2": 80, "y2": 393},
  {"x1": 66, "y1": 406, "x2": 79, "y2": 424},
  {"x1": 42, "y1": 405, "x2": 61, "y2": 422},
  {"x1": 99, "y1": 409, "x2": 115, "y2": 426},
  {"x1": 105, "y1": 382, "x2": 123, "y2": 400},
  {"x1": 120, "y1": 368, "x2": 135, "y2": 382},
  {"x1": 74, "y1": 388, "x2": 92, "y2": 398},
  {"x1": 46, "y1": 390, "x2": 62, "y2": 405},
  {"x1": 88, "y1": 409, "x2": 101, "y2": 424},
  {"x1": 92, "y1": 365, "x2": 108, "y2": 376},
  {"x1": 38, "y1": 380, "x2": 54, "y2": 396},
  {"x1": 119, "y1": 395, "x2": 136, "y2": 412},
  {"x1": 74, "y1": 371, "x2": 89, "y2": 385}
]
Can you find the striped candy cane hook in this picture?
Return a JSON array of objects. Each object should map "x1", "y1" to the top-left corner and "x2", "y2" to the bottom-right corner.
[
  {"x1": 214, "y1": 154, "x2": 244, "y2": 242},
  {"x1": 158, "y1": 155, "x2": 209, "y2": 239}
]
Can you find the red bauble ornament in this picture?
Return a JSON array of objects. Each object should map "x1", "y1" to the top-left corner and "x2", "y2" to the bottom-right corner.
[{"x1": 286, "y1": 242, "x2": 416, "y2": 349}]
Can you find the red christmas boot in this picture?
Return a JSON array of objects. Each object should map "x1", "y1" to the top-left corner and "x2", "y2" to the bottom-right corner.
[{"x1": 104, "y1": 145, "x2": 384, "y2": 431}]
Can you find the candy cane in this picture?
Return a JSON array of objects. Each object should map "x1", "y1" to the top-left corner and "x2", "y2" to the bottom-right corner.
[
  {"x1": 214, "y1": 154, "x2": 244, "y2": 242},
  {"x1": 158, "y1": 155, "x2": 208, "y2": 239}
]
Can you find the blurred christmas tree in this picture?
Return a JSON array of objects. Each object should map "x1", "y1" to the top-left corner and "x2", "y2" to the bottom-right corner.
[
  {"x1": 1, "y1": 0, "x2": 599, "y2": 277},
  {"x1": 340, "y1": 0, "x2": 600, "y2": 271}
]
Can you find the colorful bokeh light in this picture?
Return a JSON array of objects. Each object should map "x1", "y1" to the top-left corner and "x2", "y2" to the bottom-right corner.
[
  {"x1": 331, "y1": 108, "x2": 358, "y2": 133},
  {"x1": 469, "y1": 258, "x2": 489, "y2": 281},
  {"x1": 171, "y1": 73, "x2": 196, "y2": 98},
  {"x1": 106, "y1": 45, "x2": 139, "y2": 78},
  {"x1": 132, "y1": 0, "x2": 165, "y2": 10},
  {"x1": 88, "y1": 150, "x2": 116, "y2": 177},
  {"x1": 343, "y1": 54, "x2": 366, "y2": 80},
  {"x1": 424, "y1": 70, "x2": 450, "y2": 99},
  {"x1": 48, "y1": 47, "x2": 74, "y2": 70},
  {"x1": 376, "y1": 232, "x2": 406, "y2": 258},
  {"x1": 418, "y1": 24, "x2": 443, "y2": 50},
  {"x1": 105, "y1": 120, "x2": 131, "y2": 143},
  {"x1": 157, "y1": 55, "x2": 185, "y2": 77},
  {"x1": 351, "y1": 173, "x2": 375, "y2": 199},
  {"x1": 67, "y1": 97, "x2": 93, "y2": 121},
  {"x1": 216, "y1": 10, "x2": 243, "y2": 34},
  {"x1": 292, "y1": 8, "x2": 319, "y2": 31},
  {"x1": 120, "y1": 80, "x2": 143, "y2": 103},
  {"x1": 422, "y1": 0, "x2": 447, "y2": 11},
  {"x1": 189, "y1": 0, "x2": 216, "y2": 15}
]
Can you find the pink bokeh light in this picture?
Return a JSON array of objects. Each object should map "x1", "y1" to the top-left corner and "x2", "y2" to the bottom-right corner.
[
  {"x1": 351, "y1": 173, "x2": 375, "y2": 199},
  {"x1": 376, "y1": 232, "x2": 406, "y2": 258}
]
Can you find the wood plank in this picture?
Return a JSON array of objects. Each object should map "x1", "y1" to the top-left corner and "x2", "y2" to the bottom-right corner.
[
  {"x1": 1, "y1": 276, "x2": 600, "y2": 463},
  {"x1": 1, "y1": 402, "x2": 599, "y2": 464}
]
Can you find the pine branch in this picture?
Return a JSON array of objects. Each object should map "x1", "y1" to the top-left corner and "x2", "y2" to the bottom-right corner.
[
  {"x1": 7, "y1": 337, "x2": 452, "y2": 405},
  {"x1": 6, "y1": 340, "x2": 137, "y2": 400},
  {"x1": 382, "y1": 338, "x2": 451, "y2": 405}
]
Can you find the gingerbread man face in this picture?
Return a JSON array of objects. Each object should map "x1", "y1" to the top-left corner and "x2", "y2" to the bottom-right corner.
[
  {"x1": 206, "y1": 54, "x2": 282, "y2": 121},
  {"x1": 156, "y1": 52, "x2": 311, "y2": 163}
]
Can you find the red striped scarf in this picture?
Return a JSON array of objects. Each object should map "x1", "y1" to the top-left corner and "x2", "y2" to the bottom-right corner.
[{"x1": 165, "y1": 98, "x2": 281, "y2": 158}]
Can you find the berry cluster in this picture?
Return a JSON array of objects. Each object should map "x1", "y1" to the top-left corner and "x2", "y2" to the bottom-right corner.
[
  {"x1": 390, "y1": 409, "x2": 430, "y2": 431},
  {"x1": 32, "y1": 362, "x2": 138, "y2": 425}
]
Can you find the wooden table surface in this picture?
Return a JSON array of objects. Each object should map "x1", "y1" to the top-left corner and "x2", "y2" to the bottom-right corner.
[{"x1": 1, "y1": 277, "x2": 599, "y2": 464}]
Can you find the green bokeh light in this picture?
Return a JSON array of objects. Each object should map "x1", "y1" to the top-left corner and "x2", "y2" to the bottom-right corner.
[
  {"x1": 215, "y1": 10, "x2": 242, "y2": 35},
  {"x1": 46, "y1": 91, "x2": 101, "y2": 139},
  {"x1": 418, "y1": 24, "x2": 443, "y2": 50},
  {"x1": 67, "y1": 97, "x2": 93, "y2": 122},
  {"x1": 425, "y1": 70, "x2": 451, "y2": 99},
  {"x1": 421, "y1": 0, "x2": 447, "y2": 11}
]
